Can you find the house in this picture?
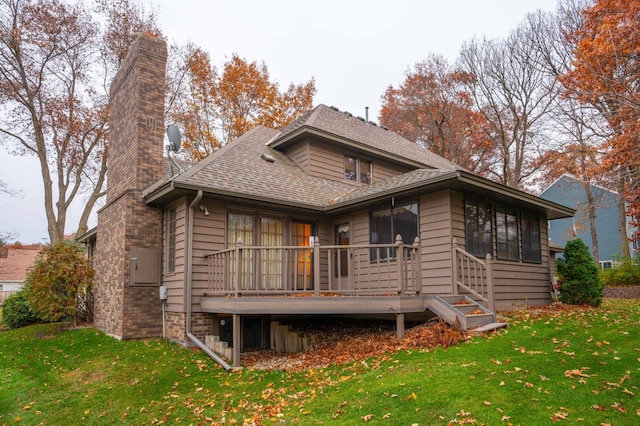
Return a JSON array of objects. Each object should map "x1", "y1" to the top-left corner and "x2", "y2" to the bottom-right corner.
[
  {"x1": 92, "y1": 34, "x2": 574, "y2": 368},
  {"x1": 540, "y1": 174, "x2": 638, "y2": 268},
  {"x1": 0, "y1": 245, "x2": 40, "y2": 305}
]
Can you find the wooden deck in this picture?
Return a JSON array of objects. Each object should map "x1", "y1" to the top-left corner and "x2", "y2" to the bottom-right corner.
[{"x1": 200, "y1": 293, "x2": 434, "y2": 315}]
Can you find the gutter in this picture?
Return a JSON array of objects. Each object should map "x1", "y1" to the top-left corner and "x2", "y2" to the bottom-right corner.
[{"x1": 186, "y1": 190, "x2": 232, "y2": 371}]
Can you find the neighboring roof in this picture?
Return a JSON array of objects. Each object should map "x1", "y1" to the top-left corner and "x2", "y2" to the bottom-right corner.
[
  {"x1": 271, "y1": 104, "x2": 460, "y2": 171},
  {"x1": 0, "y1": 248, "x2": 39, "y2": 281}
]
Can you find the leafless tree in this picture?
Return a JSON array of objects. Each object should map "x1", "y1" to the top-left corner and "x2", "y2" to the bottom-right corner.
[{"x1": 457, "y1": 18, "x2": 559, "y2": 189}]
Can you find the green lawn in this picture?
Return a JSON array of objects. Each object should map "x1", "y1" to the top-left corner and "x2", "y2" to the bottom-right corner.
[{"x1": 1, "y1": 299, "x2": 638, "y2": 425}]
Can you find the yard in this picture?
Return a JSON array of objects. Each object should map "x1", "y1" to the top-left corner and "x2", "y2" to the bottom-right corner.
[{"x1": 0, "y1": 299, "x2": 638, "y2": 425}]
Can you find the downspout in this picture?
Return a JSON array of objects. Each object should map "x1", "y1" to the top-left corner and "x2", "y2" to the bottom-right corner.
[{"x1": 186, "y1": 190, "x2": 232, "y2": 370}]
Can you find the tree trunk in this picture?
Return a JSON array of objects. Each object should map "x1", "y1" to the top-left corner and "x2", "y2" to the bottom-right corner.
[
  {"x1": 617, "y1": 175, "x2": 630, "y2": 258},
  {"x1": 584, "y1": 183, "x2": 599, "y2": 265}
]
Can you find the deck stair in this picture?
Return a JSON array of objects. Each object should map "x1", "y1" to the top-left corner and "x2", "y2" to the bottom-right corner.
[
  {"x1": 270, "y1": 321, "x2": 309, "y2": 353},
  {"x1": 205, "y1": 335, "x2": 233, "y2": 361},
  {"x1": 428, "y1": 295, "x2": 507, "y2": 332}
]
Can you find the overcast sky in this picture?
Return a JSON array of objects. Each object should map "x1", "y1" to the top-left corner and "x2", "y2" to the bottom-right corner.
[{"x1": 0, "y1": 0, "x2": 559, "y2": 244}]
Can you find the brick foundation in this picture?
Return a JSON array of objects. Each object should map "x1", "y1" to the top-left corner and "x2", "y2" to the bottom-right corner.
[
  {"x1": 165, "y1": 311, "x2": 215, "y2": 345},
  {"x1": 603, "y1": 286, "x2": 640, "y2": 299}
]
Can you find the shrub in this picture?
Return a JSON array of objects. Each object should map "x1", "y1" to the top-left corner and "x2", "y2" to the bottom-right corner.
[
  {"x1": 2, "y1": 290, "x2": 42, "y2": 329},
  {"x1": 600, "y1": 256, "x2": 640, "y2": 286},
  {"x1": 556, "y1": 238, "x2": 604, "y2": 307},
  {"x1": 24, "y1": 241, "x2": 94, "y2": 325}
]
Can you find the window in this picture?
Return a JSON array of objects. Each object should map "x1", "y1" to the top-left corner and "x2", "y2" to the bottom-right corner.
[
  {"x1": 335, "y1": 223, "x2": 350, "y2": 276},
  {"x1": 370, "y1": 201, "x2": 418, "y2": 260},
  {"x1": 344, "y1": 153, "x2": 357, "y2": 181},
  {"x1": 260, "y1": 216, "x2": 284, "y2": 289},
  {"x1": 227, "y1": 213, "x2": 254, "y2": 289},
  {"x1": 521, "y1": 213, "x2": 542, "y2": 262},
  {"x1": 496, "y1": 207, "x2": 519, "y2": 260},
  {"x1": 166, "y1": 207, "x2": 176, "y2": 273},
  {"x1": 344, "y1": 152, "x2": 372, "y2": 184},
  {"x1": 465, "y1": 200, "x2": 492, "y2": 258}
]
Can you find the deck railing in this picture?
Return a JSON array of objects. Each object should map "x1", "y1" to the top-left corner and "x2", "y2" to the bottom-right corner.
[
  {"x1": 451, "y1": 238, "x2": 494, "y2": 311},
  {"x1": 204, "y1": 235, "x2": 421, "y2": 296}
]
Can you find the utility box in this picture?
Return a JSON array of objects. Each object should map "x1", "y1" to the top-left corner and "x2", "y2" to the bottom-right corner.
[{"x1": 159, "y1": 285, "x2": 167, "y2": 300}]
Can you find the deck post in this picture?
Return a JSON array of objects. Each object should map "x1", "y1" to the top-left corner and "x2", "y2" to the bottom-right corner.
[
  {"x1": 413, "y1": 237, "x2": 422, "y2": 293},
  {"x1": 396, "y1": 313, "x2": 405, "y2": 338},
  {"x1": 234, "y1": 238, "x2": 243, "y2": 297},
  {"x1": 396, "y1": 234, "x2": 404, "y2": 294},
  {"x1": 232, "y1": 313, "x2": 241, "y2": 368},
  {"x1": 485, "y1": 253, "x2": 495, "y2": 311},
  {"x1": 313, "y1": 237, "x2": 320, "y2": 296},
  {"x1": 451, "y1": 238, "x2": 459, "y2": 295}
]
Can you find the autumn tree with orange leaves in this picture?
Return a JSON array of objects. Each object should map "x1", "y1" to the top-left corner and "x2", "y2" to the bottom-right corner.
[
  {"x1": 168, "y1": 50, "x2": 315, "y2": 161},
  {"x1": 0, "y1": 0, "x2": 160, "y2": 243},
  {"x1": 379, "y1": 55, "x2": 495, "y2": 176},
  {"x1": 561, "y1": 0, "x2": 640, "y2": 250}
]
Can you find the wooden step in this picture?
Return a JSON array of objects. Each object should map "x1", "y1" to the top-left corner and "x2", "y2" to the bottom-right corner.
[
  {"x1": 205, "y1": 335, "x2": 233, "y2": 361},
  {"x1": 427, "y1": 295, "x2": 496, "y2": 331}
]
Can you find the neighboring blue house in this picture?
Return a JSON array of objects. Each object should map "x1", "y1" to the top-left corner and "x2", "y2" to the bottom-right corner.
[{"x1": 540, "y1": 174, "x2": 636, "y2": 268}]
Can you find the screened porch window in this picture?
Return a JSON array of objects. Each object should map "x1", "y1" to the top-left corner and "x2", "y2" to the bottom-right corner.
[
  {"x1": 370, "y1": 201, "x2": 418, "y2": 260},
  {"x1": 465, "y1": 200, "x2": 492, "y2": 258},
  {"x1": 496, "y1": 207, "x2": 519, "y2": 260},
  {"x1": 521, "y1": 213, "x2": 542, "y2": 262}
]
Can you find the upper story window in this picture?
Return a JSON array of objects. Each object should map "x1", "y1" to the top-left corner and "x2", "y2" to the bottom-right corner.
[{"x1": 344, "y1": 152, "x2": 372, "y2": 184}]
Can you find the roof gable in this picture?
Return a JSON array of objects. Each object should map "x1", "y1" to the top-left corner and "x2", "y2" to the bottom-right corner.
[{"x1": 270, "y1": 104, "x2": 459, "y2": 171}]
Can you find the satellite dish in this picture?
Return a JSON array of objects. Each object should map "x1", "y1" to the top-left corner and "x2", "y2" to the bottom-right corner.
[{"x1": 166, "y1": 124, "x2": 182, "y2": 152}]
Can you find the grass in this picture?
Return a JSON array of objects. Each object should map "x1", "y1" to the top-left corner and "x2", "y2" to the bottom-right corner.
[{"x1": 1, "y1": 300, "x2": 639, "y2": 425}]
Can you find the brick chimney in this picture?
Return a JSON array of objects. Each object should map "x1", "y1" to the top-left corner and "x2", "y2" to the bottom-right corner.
[{"x1": 94, "y1": 34, "x2": 167, "y2": 339}]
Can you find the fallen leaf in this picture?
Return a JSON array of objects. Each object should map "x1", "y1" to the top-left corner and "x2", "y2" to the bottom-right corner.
[{"x1": 362, "y1": 414, "x2": 374, "y2": 422}]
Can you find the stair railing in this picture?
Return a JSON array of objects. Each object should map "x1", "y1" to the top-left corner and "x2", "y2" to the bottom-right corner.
[{"x1": 451, "y1": 238, "x2": 494, "y2": 311}]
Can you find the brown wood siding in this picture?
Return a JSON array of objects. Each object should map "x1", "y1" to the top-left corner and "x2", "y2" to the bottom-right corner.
[
  {"x1": 163, "y1": 197, "x2": 187, "y2": 312},
  {"x1": 283, "y1": 140, "x2": 310, "y2": 172},
  {"x1": 302, "y1": 139, "x2": 413, "y2": 183},
  {"x1": 190, "y1": 200, "x2": 227, "y2": 312},
  {"x1": 373, "y1": 162, "x2": 412, "y2": 181},
  {"x1": 419, "y1": 190, "x2": 455, "y2": 294},
  {"x1": 493, "y1": 224, "x2": 551, "y2": 310},
  {"x1": 306, "y1": 141, "x2": 343, "y2": 180}
]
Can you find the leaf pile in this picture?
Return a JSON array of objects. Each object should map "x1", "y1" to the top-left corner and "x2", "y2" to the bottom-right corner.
[{"x1": 242, "y1": 318, "x2": 467, "y2": 371}]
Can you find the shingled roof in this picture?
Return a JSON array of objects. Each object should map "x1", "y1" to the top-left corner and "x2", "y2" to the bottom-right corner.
[
  {"x1": 144, "y1": 104, "x2": 573, "y2": 219},
  {"x1": 272, "y1": 104, "x2": 459, "y2": 171},
  {"x1": 166, "y1": 126, "x2": 356, "y2": 209}
]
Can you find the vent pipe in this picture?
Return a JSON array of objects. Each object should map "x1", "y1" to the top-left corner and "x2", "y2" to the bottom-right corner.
[{"x1": 365, "y1": 106, "x2": 369, "y2": 122}]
